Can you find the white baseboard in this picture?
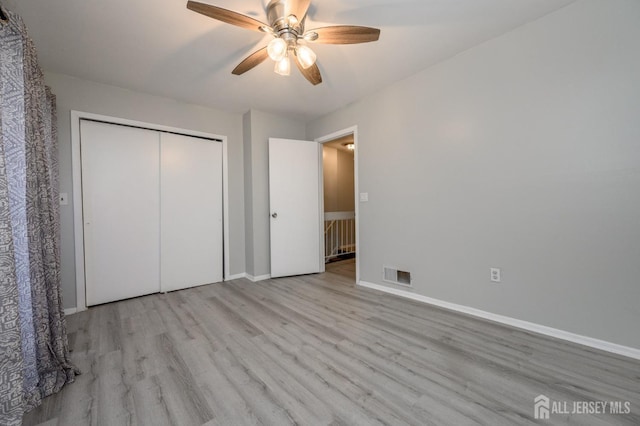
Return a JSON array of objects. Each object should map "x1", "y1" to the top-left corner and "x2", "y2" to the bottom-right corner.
[
  {"x1": 63, "y1": 307, "x2": 77, "y2": 316},
  {"x1": 246, "y1": 274, "x2": 271, "y2": 283},
  {"x1": 226, "y1": 273, "x2": 247, "y2": 281},
  {"x1": 358, "y1": 280, "x2": 640, "y2": 361}
]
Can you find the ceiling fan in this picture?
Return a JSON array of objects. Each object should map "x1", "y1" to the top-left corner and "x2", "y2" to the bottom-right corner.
[{"x1": 186, "y1": 0, "x2": 381, "y2": 85}]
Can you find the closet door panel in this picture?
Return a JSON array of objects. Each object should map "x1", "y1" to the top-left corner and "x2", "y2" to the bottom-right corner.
[
  {"x1": 160, "y1": 133, "x2": 223, "y2": 292},
  {"x1": 81, "y1": 121, "x2": 161, "y2": 306}
]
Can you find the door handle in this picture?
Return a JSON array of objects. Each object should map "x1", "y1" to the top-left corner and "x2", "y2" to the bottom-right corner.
[{"x1": 271, "y1": 212, "x2": 278, "y2": 218}]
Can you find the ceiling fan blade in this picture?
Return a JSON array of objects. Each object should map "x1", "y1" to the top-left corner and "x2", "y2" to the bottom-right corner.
[
  {"x1": 287, "y1": 0, "x2": 311, "y2": 20},
  {"x1": 232, "y1": 47, "x2": 269, "y2": 75},
  {"x1": 307, "y1": 25, "x2": 381, "y2": 44},
  {"x1": 187, "y1": 1, "x2": 269, "y2": 32},
  {"x1": 294, "y1": 57, "x2": 322, "y2": 86}
]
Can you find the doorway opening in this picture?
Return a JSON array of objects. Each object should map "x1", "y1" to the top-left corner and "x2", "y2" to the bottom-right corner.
[{"x1": 321, "y1": 134, "x2": 356, "y2": 282}]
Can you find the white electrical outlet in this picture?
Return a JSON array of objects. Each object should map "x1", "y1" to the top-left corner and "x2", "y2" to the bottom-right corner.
[{"x1": 490, "y1": 268, "x2": 501, "y2": 283}]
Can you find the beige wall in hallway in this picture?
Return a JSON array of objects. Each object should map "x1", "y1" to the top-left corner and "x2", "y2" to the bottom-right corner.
[{"x1": 323, "y1": 146, "x2": 355, "y2": 213}]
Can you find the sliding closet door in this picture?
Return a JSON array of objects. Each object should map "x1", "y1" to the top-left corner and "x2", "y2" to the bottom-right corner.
[
  {"x1": 160, "y1": 133, "x2": 223, "y2": 292},
  {"x1": 81, "y1": 121, "x2": 161, "y2": 306}
]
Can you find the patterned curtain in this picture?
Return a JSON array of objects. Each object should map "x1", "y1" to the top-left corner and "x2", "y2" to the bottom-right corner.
[{"x1": 0, "y1": 8, "x2": 78, "y2": 425}]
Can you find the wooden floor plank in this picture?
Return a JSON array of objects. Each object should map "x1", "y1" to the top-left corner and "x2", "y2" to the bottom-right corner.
[{"x1": 177, "y1": 340, "x2": 263, "y2": 426}]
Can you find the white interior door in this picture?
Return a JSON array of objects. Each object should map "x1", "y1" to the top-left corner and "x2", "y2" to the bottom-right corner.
[
  {"x1": 160, "y1": 133, "x2": 223, "y2": 292},
  {"x1": 269, "y1": 138, "x2": 322, "y2": 278},
  {"x1": 81, "y1": 120, "x2": 160, "y2": 306}
]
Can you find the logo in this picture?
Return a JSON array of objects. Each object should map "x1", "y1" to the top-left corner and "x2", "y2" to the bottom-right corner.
[
  {"x1": 533, "y1": 395, "x2": 631, "y2": 420},
  {"x1": 535, "y1": 395, "x2": 550, "y2": 420}
]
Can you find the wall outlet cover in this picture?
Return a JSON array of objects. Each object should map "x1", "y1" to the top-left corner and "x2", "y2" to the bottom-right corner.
[{"x1": 490, "y1": 268, "x2": 501, "y2": 283}]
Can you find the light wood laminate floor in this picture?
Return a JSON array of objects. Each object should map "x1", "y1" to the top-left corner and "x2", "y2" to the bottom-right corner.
[
  {"x1": 325, "y1": 258, "x2": 356, "y2": 280},
  {"x1": 24, "y1": 266, "x2": 639, "y2": 425}
]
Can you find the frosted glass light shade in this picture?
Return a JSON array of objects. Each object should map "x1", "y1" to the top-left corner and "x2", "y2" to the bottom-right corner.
[
  {"x1": 274, "y1": 56, "x2": 291, "y2": 76},
  {"x1": 267, "y1": 38, "x2": 288, "y2": 62},
  {"x1": 296, "y1": 45, "x2": 316, "y2": 69}
]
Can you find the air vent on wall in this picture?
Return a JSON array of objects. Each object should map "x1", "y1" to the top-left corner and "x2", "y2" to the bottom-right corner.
[{"x1": 383, "y1": 266, "x2": 412, "y2": 287}]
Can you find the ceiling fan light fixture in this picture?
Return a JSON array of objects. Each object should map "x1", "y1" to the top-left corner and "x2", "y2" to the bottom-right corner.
[
  {"x1": 185, "y1": 0, "x2": 381, "y2": 85},
  {"x1": 296, "y1": 44, "x2": 317, "y2": 69},
  {"x1": 274, "y1": 55, "x2": 291, "y2": 76},
  {"x1": 267, "y1": 37, "x2": 288, "y2": 62}
]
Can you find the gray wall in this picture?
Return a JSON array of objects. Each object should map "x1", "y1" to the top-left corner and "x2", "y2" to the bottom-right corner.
[
  {"x1": 46, "y1": 72, "x2": 246, "y2": 309},
  {"x1": 306, "y1": 0, "x2": 640, "y2": 348},
  {"x1": 243, "y1": 113, "x2": 255, "y2": 277},
  {"x1": 243, "y1": 109, "x2": 306, "y2": 278}
]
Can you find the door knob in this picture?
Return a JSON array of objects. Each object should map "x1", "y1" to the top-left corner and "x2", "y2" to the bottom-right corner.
[{"x1": 271, "y1": 212, "x2": 278, "y2": 218}]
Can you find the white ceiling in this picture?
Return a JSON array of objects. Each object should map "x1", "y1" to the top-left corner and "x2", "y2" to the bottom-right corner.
[{"x1": 5, "y1": 0, "x2": 574, "y2": 122}]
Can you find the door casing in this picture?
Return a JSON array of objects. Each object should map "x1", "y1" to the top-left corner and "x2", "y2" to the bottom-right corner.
[{"x1": 315, "y1": 126, "x2": 360, "y2": 284}]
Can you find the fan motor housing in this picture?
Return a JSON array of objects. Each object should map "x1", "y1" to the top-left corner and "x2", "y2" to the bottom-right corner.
[{"x1": 267, "y1": 0, "x2": 306, "y2": 34}]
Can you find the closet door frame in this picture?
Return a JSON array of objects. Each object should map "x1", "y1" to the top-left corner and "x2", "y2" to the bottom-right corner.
[{"x1": 71, "y1": 111, "x2": 231, "y2": 313}]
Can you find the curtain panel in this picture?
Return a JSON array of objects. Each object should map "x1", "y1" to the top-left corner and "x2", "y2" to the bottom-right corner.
[{"x1": 0, "y1": 8, "x2": 78, "y2": 425}]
